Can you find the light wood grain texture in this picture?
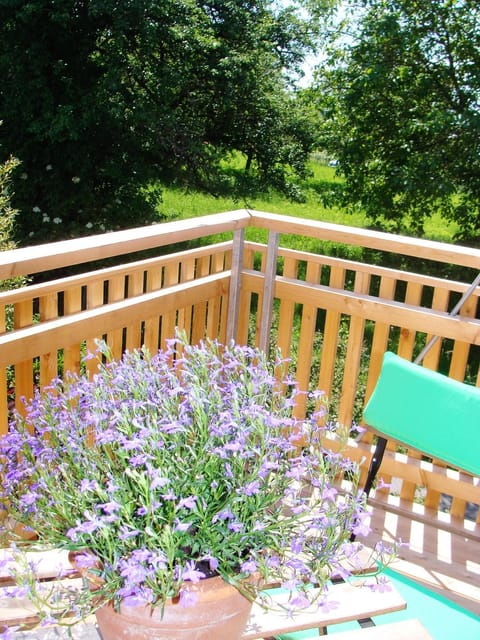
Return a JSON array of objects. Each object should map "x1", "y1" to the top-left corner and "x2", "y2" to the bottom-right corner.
[
  {"x1": 327, "y1": 436, "x2": 480, "y2": 535},
  {"x1": 0, "y1": 274, "x2": 230, "y2": 369},
  {"x1": 0, "y1": 211, "x2": 250, "y2": 279},
  {"x1": 317, "y1": 265, "x2": 345, "y2": 405},
  {"x1": 293, "y1": 261, "x2": 321, "y2": 419},
  {"x1": 241, "y1": 580, "x2": 406, "y2": 639},
  {"x1": 276, "y1": 255, "x2": 298, "y2": 365},
  {"x1": 320, "y1": 619, "x2": 432, "y2": 640},
  {"x1": 338, "y1": 270, "x2": 370, "y2": 427},
  {"x1": 250, "y1": 211, "x2": 480, "y2": 269},
  {"x1": 362, "y1": 504, "x2": 480, "y2": 616}
]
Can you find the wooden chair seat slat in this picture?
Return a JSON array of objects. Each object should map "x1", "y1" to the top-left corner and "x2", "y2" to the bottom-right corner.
[
  {"x1": 324, "y1": 619, "x2": 432, "y2": 640},
  {"x1": 0, "y1": 573, "x2": 407, "y2": 637},
  {"x1": 241, "y1": 579, "x2": 406, "y2": 639}
]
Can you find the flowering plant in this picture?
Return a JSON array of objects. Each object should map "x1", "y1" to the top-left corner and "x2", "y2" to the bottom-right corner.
[{"x1": 0, "y1": 335, "x2": 379, "y2": 626}]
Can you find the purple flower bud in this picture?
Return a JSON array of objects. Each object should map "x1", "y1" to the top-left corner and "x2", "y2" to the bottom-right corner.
[
  {"x1": 174, "y1": 519, "x2": 192, "y2": 533},
  {"x1": 240, "y1": 560, "x2": 257, "y2": 574},
  {"x1": 179, "y1": 589, "x2": 199, "y2": 608},
  {"x1": 181, "y1": 561, "x2": 205, "y2": 583},
  {"x1": 177, "y1": 496, "x2": 196, "y2": 510}
]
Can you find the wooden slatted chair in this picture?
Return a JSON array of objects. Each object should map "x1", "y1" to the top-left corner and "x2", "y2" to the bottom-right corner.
[
  {"x1": 360, "y1": 351, "x2": 480, "y2": 507},
  {"x1": 361, "y1": 271, "x2": 480, "y2": 506}
]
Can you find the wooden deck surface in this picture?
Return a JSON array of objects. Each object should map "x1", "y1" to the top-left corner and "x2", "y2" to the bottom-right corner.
[{"x1": 361, "y1": 501, "x2": 480, "y2": 617}]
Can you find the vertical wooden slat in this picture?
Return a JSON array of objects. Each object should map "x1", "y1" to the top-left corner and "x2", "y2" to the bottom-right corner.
[
  {"x1": 159, "y1": 263, "x2": 180, "y2": 348},
  {"x1": 258, "y1": 232, "x2": 279, "y2": 354},
  {"x1": 293, "y1": 261, "x2": 321, "y2": 420},
  {"x1": 422, "y1": 287, "x2": 450, "y2": 372},
  {"x1": 396, "y1": 282, "x2": 424, "y2": 504},
  {"x1": 217, "y1": 250, "x2": 232, "y2": 344},
  {"x1": 206, "y1": 252, "x2": 226, "y2": 340},
  {"x1": 0, "y1": 372, "x2": 6, "y2": 435},
  {"x1": 226, "y1": 230, "x2": 245, "y2": 344},
  {"x1": 143, "y1": 267, "x2": 162, "y2": 353},
  {"x1": 449, "y1": 293, "x2": 476, "y2": 382},
  {"x1": 177, "y1": 257, "x2": 195, "y2": 343},
  {"x1": 422, "y1": 286, "x2": 450, "y2": 512},
  {"x1": 359, "y1": 275, "x2": 396, "y2": 488},
  {"x1": 253, "y1": 251, "x2": 267, "y2": 350},
  {"x1": 125, "y1": 270, "x2": 144, "y2": 352},
  {"x1": 107, "y1": 275, "x2": 125, "y2": 359},
  {"x1": 13, "y1": 300, "x2": 34, "y2": 416},
  {"x1": 236, "y1": 248, "x2": 256, "y2": 345},
  {"x1": 364, "y1": 276, "x2": 396, "y2": 402},
  {"x1": 39, "y1": 293, "x2": 59, "y2": 388},
  {"x1": 0, "y1": 303, "x2": 7, "y2": 435},
  {"x1": 450, "y1": 498, "x2": 468, "y2": 522},
  {"x1": 338, "y1": 270, "x2": 371, "y2": 427},
  {"x1": 63, "y1": 287, "x2": 83, "y2": 375},
  {"x1": 0, "y1": 303, "x2": 6, "y2": 333},
  {"x1": 397, "y1": 282, "x2": 423, "y2": 360},
  {"x1": 85, "y1": 280, "x2": 105, "y2": 379},
  {"x1": 317, "y1": 266, "x2": 345, "y2": 400},
  {"x1": 276, "y1": 257, "x2": 299, "y2": 364},
  {"x1": 191, "y1": 256, "x2": 211, "y2": 345}
]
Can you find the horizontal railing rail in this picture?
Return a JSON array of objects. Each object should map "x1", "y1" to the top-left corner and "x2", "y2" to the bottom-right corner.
[
  {"x1": 0, "y1": 210, "x2": 250, "y2": 278},
  {"x1": 250, "y1": 210, "x2": 480, "y2": 269}
]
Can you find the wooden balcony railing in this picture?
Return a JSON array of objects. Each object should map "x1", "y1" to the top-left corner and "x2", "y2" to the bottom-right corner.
[{"x1": 1, "y1": 209, "x2": 479, "y2": 539}]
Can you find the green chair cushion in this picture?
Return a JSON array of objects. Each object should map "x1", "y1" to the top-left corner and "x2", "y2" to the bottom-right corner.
[{"x1": 363, "y1": 352, "x2": 480, "y2": 476}]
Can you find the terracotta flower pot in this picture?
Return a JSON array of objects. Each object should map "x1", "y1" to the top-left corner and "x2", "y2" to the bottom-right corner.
[{"x1": 95, "y1": 576, "x2": 253, "y2": 640}]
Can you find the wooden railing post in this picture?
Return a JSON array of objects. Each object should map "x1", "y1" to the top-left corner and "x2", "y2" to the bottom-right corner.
[
  {"x1": 258, "y1": 231, "x2": 279, "y2": 354},
  {"x1": 226, "y1": 229, "x2": 245, "y2": 344}
]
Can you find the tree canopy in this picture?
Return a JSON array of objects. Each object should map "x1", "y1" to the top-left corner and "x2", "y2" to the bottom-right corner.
[
  {"x1": 313, "y1": 0, "x2": 480, "y2": 242},
  {"x1": 0, "y1": 0, "x2": 330, "y2": 243}
]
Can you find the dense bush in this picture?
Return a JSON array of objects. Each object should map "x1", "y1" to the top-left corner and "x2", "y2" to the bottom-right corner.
[{"x1": 0, "y1": 133, "x2": 26, "y2": 291}]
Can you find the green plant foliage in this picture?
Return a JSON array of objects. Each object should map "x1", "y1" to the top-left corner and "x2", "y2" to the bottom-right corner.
[
  {"x1": 312, "y1": 0, "x2": 480, "y2": 243},
  {"x1": 0, "y1": 143, "x2": 19, "y2": 254},
  {"x1": 0, "y1": 130, "x2": 28, "y2": 406},
  {"x1": 0, "y1": 128, "x2": 27, "y2": 291}
]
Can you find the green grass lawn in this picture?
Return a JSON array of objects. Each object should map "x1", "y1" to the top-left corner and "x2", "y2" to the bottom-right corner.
[
  {"x1": 153, "y1": 158, "x2": 458, "y2": 250},
  {"x1": 155, "y1": 162, "x2": 363, "y2": 224}
]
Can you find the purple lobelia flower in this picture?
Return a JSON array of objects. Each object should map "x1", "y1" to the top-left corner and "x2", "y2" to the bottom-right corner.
[{"x1": 0, "y1": 331, "x2": 390, "y2": 625}]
